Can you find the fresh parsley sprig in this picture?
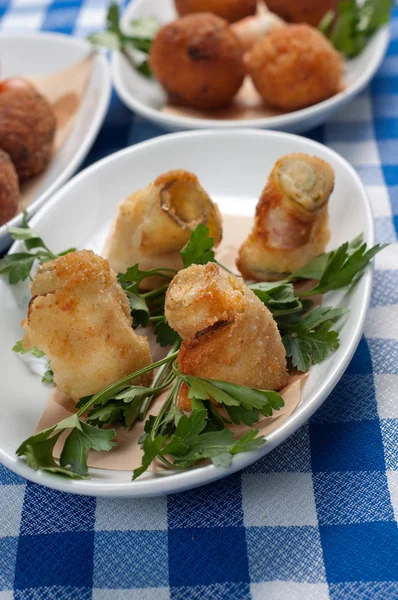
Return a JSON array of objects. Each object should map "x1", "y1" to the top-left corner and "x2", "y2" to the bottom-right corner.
[
  {"x1": 132, "y1": 371, "x2": 281, "y2": 480},
  {"x1": 0, "y1": 213, "x2": 75, "y2": 284},
  {"x1": 13, "y1": 340, "x2": 54, "y2": 384},
  {"x1": 87, "y1": 3, "x2": 160, "y2": 77},
  {"x1": 319, "y1": 0, "x2": 392, "y2": 58},
  {"x1": 279, "y1": 305, "x2": 348, "y2": 372}
]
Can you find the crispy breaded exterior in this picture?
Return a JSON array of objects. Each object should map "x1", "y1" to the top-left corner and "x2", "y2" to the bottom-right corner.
[
  {"x1": 175, "y1": 0, "x2": 257, "y2": 23},
  {"x1": 0, "y1": 149, "x2": 19, "y2": 225},
  {"x1": 150, "y1": 13, "x2": 245, "y2": 109},
  {"x1": 245, "y1": 24, "x2": 343, "y2": 111},
  {"x1": 165, "y1": 263, "x2": 288, "y2": 410},
  {"x1": 104, "y1": 169, "x2": 222, "y2": 283},
  {"x1": 237, "y1": 153, "x2": 334, "y2": 280},
  {"x1": 22, "y1": 250, "x2": 152, "y2": 400},
  {"x1": 264, "y1": 0, "x2": 338, "y2": 27},
  {"x1": 0, "y1": 79, "x2": 56, "y2": 180}
]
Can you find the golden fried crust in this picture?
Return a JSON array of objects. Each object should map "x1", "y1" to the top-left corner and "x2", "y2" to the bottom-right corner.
[
  {"x1": 0, "y1": 79, "x2": 56, "y2": 180},
  {"x1": 245, "y1": 24, "x2": 343, "y2": 111},
  {"x1": 237, "y1": 153, "x2": 334, "y2": 280},
  {"x1": 104, "y1": 169, "x2": 222, "y2": 283},
  {"x1": 264, "y1": 0, "x2": 338, "y2": 27},
  {"x1": 175, "y1": 0, "x2": 257, "y2": 23},
  {"x1": 23, "y1": 250, "x2": 152, "y2": 400},
  {"x1": 149, "y1": 13, "x2": 245, "y2": 109},
  {"x1": 165, "y1": 263, "x2": 288, "y2": 410},
  {"x1": 0, "y1": 149, "x2": 19, "y2": 225}
]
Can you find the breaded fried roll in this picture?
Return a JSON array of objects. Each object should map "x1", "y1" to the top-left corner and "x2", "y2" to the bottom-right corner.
[
  {"x1": 165, "y1": 262, "x2": 288, "y2": 410},
  {"x1": 104, "y1": 170, "x2": 222, "y2": 284},
  {"x1": 238, "y1": 153, "x2": 334, "y2": 280},
  {"x1": 22, "y1": 250, "x2": 152, "y2": 400}
]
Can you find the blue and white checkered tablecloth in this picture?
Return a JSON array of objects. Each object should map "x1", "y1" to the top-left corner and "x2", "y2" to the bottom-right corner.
[{"x1": 1, "y1": 1, "x2": 398, "y2": 598}]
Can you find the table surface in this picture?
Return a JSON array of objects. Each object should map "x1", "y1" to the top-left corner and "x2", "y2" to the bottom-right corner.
[{"x1": 0, "y1": 1, "x2": 397, "y2": 599}]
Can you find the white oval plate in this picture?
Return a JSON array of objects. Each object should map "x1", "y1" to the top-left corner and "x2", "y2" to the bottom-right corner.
[
  {"x1": 0, "y1": 32, "x2": 112, "y2": 252},
  {"x1": 112, "y1": 0, "x2": 389, "y2": 133},
  {"x1": 0, "y1": 130, "x2": 374, "y2": 497}
]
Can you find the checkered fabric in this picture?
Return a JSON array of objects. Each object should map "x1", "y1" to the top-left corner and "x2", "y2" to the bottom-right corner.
[{"x1": 0, "y1": 1, "x2": 398, "y2": 598}]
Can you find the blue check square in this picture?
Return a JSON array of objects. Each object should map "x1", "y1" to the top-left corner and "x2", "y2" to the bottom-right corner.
[
  {"x1": 93, "y1": 531, "x2": 168, "y2": 588},
  {"x1": 14, "y1": 532, "x2": 94, "y2": 589},
  {"x1": 20, "y1": 483, "x2": 96, "y2": 535},
  {"x1": 168, "y1": 473, "x2": 244, "y2": 528},
  {"x1": 310, "y1": 421, "x2": 385, "y2": 472},
  {"x1": 171, "y1": 582, "x2": 251, "y2": 600},
  {"x1": 168, "y1": 527, "x2": 249, "y2": 587},
  {"x1": 313, "y1": 471, "x2": 394, "y2": 525},
  {"x1": 320, "y1": 522, "x2": 398, "y2": 582}
]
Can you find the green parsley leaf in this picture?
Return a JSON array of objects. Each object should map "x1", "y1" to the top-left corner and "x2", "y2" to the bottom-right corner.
[
  {"x1": 303, "y1": 240, "x2": 388, "y2": 296},
  {"x1": 154, "y1": 316, "x2": 180, "y2": 347},
  {"x1": 181, "y1": 224, "x2": 216, "y2": 268},
  {"x1": 132, "y1": 435, "x2": 166, "y2": 480},
  {"x1": 324, "y1": 0, "x2": 392, "y2": 58},
  {"x1": 231, "y1": 430, "x2": 266, "y2": 455},
  {"x1": 42, "y1": 368, "x2": 54, "y2": 384},
  {"x1": 118, "y1": 264, "x2": 175, "y2": 286},
  {"x1": 249, "y1": 281, "x2": 303, "y2": 316},
  {"x1": 283, "y1": 321, "x2": 340, "y2": 372},
  {"x1": 13, "y1": 340, "x2": 45, "y2": 358},
  {"x1": 59, "y1": 420, "x2": 116, "y2": 475},
  {"x1": 130, "y1": 16, "x2": 161, "y2": 38}
]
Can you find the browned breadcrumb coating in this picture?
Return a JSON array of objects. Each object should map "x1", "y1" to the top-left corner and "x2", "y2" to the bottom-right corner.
[
  {"x1": 0, "y1": 79, "x2": 56, "y2": 180},
  {"x1": 150, "y1": 13, "x2": 245, "y2": 109},
  {"x1": 0, "y1": 149, "x2": 19, "y2": 225},
  {"x1": 237, "y1": 153, "x2": 334, "y2": 280},
  {"x1": 263, "y1": 0, "x2": 338, "y2": 27},
  {"x1": 175, "y1": 0, "x2": 257, "y2": 23},
  {"x1": 104, "y1": 169, "x2": 222, "y2": 283},
  {"x1": 165, "y1": 262, "x2": 288, "y2": 410},
  {"x1": 22, "y1": 250, "x2": 152, "y2": 400},
  {"x1": 245, "y1": 24, "x2": 343, "y2": 111}
]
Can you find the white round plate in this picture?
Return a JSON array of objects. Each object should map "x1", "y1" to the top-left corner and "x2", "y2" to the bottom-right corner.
[
  {"x1": 112, "y1": 0, "x2": 389, "y2": 133},
  {"x1": 0, "y1": 130, "x2": 374, "y2": 497},
  {"x1": 0, "y1": 32, "x2": 112, "y2": 252}
]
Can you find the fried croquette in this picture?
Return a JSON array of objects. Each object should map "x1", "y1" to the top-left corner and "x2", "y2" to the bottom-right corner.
[
  {"x1": 104, "y1": 169, "x2": 222, "y2": 282},
  {"x1": 175, "y1": 0, "x2": 257, "y2": 23},
  {"x1": 245, "y1": 24, "x2": 343, "y2": 111},
  {"x1": 0, "y1": 78, "x2": 56, "y2": 180},
  {"x1": 264, "y1": 0, "x2": 338, "y2": 27},
  {"x1": 22, "y1": 250, "x2": 152, "y2": 400},
  {"x1": 150, "y1": 13, "x2": 245, "y2": 109},
  {"x1": 0, "y1": 149, "x2": 19, "y2": 225},
  {"x1": 237, "y1": 153, "x2": 334, "y2": 280},
  {"x1": 165, "y1": 262, "x2": 289, "y2": 410}
]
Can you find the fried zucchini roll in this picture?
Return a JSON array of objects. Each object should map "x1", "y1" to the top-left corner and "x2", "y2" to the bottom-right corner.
[
  {"x1": 165, "y1": 262, "x2": 288, "y2": 410},
  {"x1": 22, "y1": 250, "x2": 152, "y2": 400},
  {"x1": 238, "y1": 153, "x2": 334, "y2": 280},
  {"x1": 104, "y1": 170, "x2": 222, "y2": 283}
]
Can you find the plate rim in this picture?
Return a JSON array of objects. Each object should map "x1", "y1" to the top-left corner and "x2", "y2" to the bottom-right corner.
[
  {"x1": 111, "y1": 0, "x2": 390, "y2": 130},
  {"x1": 0, "y1": 31, "x2": 112, "y2": 242},
  {"x1": 0, "y1": 129, "x2": 375, "y2": 496}
]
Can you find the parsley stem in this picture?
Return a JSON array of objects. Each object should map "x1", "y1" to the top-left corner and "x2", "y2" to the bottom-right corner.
[
  {"x1": 141, "y1": 284, "x2": 169, "y2": 299},
  {"x1": 150, "y1": 378, "x2": 181, "y2": 441},
  {"x1": 215, "y1": 260, "x2": 240, "y2": 277},
  {"x1": 138, "y1": 339, "x2": 181, "y2": 420},
  {"x1": 76, "y1": 351, "x2": 179, "y2": 418}
]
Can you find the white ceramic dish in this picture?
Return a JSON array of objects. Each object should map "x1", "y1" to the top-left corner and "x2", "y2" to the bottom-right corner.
[
  {"x1": 0, "y1": 32, "x2": 112, "y2": 252},
  {"x1": 112, "y1": 0, "x2": 390, "y2": 134},
  {"x1": 0, "y1": 130, "x2": 374, "y2": 497}
]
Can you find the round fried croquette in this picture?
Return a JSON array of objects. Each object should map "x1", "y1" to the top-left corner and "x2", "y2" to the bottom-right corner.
[
  {"x1": 0, "y1": 149, "x2": 19, "y2": 226},
  {"x1": 0, "y1": 78, "x2": 56, "y2": 181},
  {"x1": 175, "y1": 0, "x2": 257, "y2": 23},
  {"x1": 245, "y1": 24, "x2": 343, "y2": 111},
  {"x1": 150, "y1": 13, "x2": 245, "y2": 109},
  {"x1": 263, "y1": 0, "x2": 338, "y2": 27}
]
